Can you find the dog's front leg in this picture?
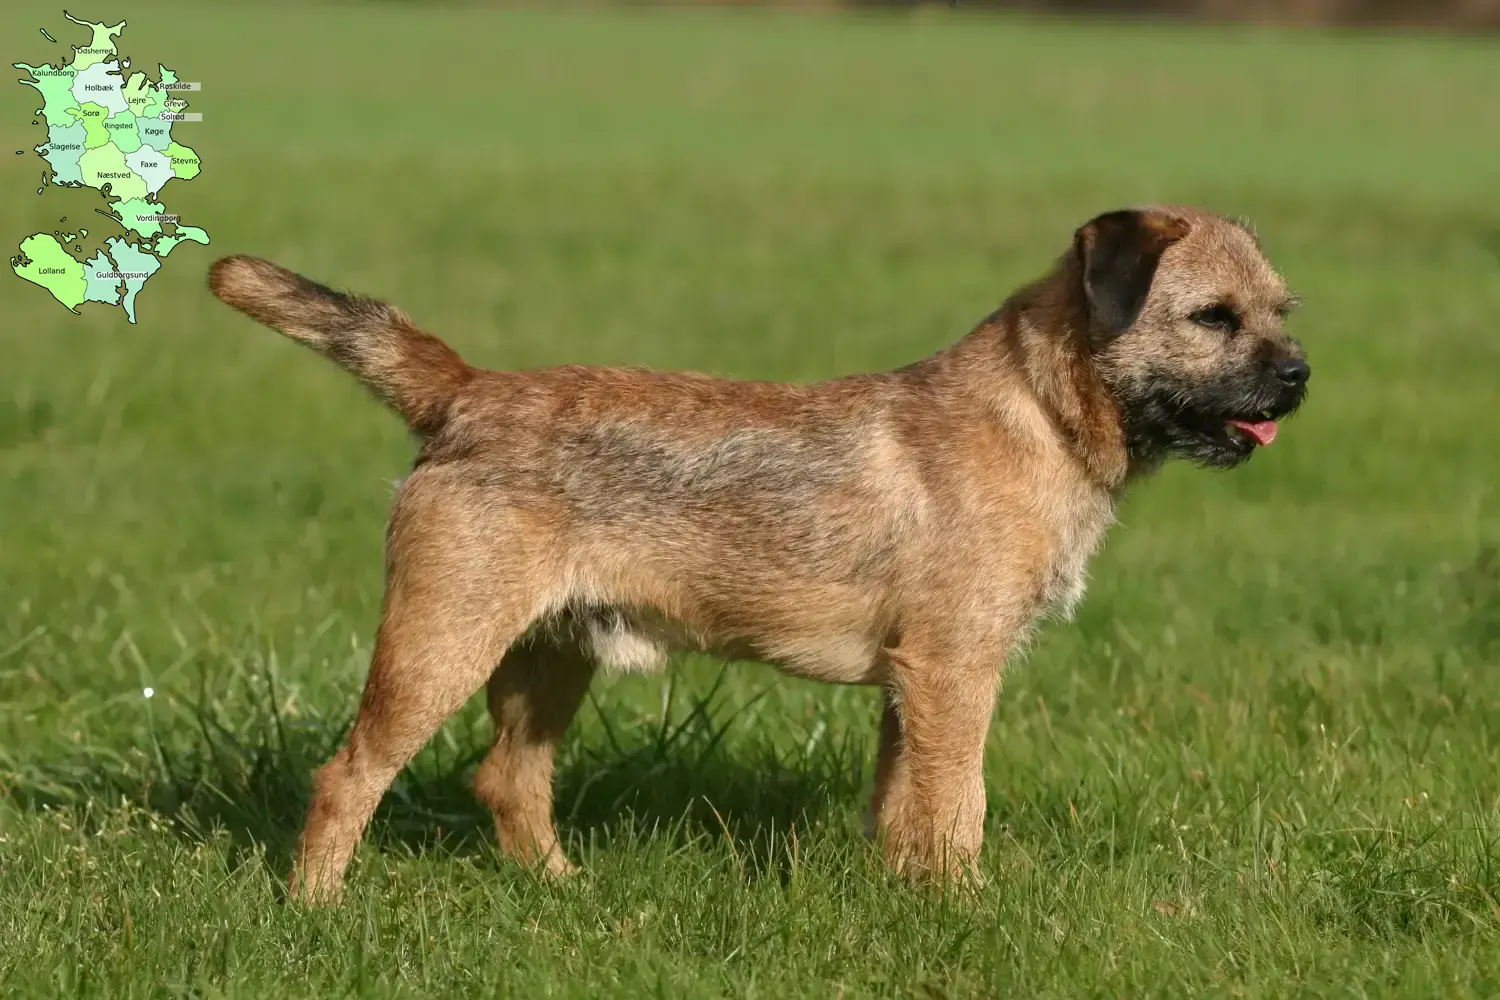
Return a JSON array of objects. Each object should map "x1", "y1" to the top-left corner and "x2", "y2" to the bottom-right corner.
[
  {"x1": 864, "y1": 688, "x2": 905, "y2": 842},
  {"x1": 869, "y1": 635, "x2": 1002, "y2": 885}
]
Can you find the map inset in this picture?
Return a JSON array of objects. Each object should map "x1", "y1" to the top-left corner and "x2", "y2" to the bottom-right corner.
[{"x1": 11, "y1": 11, "x2": 207, "y2": 323}]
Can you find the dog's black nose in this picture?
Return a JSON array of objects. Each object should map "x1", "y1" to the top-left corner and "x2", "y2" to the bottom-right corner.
[{"x1": 1273, "y1": 358, "x2": 1310, "y2": 387}]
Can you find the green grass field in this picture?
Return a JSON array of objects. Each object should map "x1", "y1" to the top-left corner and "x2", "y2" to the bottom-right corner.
[{"x1": 3, "y1": 5, "x2": 1499, "y2": 996}]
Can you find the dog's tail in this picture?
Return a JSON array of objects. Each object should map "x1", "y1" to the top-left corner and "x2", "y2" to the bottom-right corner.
[{"x1": 208, "y1": 255, "x2": 472, "y2": 435}]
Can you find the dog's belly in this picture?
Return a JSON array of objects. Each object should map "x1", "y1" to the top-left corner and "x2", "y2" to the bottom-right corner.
[
  {"x1": 758, "y1": 631, "x2": 887, "y2": 684},
  {"x1": 578, "y1": 608, "x2": 885, "y2": 685}
]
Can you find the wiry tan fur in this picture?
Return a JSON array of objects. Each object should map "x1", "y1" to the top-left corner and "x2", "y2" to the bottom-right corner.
[{"x1": 207, "y1": 205, "x2": 1307, "y2": 902}]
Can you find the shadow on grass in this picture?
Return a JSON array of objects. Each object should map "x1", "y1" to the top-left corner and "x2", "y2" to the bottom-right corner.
[{"x1": 1, "y1": 664, "x2": 871, "y2": 884}]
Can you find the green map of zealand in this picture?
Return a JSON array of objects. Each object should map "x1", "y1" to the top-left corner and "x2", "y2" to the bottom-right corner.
[{"x1": 11, "y1": 11, "x2": 207, "y2": 323}]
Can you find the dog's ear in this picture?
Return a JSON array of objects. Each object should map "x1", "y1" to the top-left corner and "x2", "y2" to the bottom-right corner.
[{"x1": 1073, "y1": 209, "x2": 1190, "y2": 340}]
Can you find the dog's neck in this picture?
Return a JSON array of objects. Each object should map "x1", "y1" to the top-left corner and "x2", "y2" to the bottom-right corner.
[{"x1": 945, "y1": 263, "x2": 1134, "y2": 492}]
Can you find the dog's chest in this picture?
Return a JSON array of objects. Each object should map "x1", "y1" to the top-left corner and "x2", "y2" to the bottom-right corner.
[{"x1": 1033, "y1": 487, "x2": 1115, "y2": 621}]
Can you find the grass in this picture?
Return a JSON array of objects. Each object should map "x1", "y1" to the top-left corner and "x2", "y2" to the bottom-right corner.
[{"x1": 2, "y1": 3, "x2": 1499, "y2": 996}]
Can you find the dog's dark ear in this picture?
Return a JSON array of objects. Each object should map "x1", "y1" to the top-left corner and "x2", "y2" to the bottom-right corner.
[{"x1": 1074, "y1": 209, "x2": 1190, "y2": 340}]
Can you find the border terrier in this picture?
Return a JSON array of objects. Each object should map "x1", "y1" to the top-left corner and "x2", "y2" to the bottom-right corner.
[{"x1": 209, "y1": 205, "x2": 1308, "y2": 902}]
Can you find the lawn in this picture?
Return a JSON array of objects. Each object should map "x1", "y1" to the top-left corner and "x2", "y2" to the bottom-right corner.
[{"x1": 2, "y1": 4, "x2": 1499, "y2": 996}]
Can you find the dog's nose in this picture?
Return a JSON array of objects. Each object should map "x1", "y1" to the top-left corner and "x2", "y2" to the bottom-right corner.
[{"x1": 1273, "y1": 357, "x2": 1310, "y2": 387}]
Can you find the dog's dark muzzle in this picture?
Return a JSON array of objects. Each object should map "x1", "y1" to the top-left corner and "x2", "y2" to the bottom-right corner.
[
  {"x1": 1261, "y1": 346, "x2": 1310, "y2": 417},
  {"x1": 1266, "y1": 359, "x2": 1310, "y2": 418}
]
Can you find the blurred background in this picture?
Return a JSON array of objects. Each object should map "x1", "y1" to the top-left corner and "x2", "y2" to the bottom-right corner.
[
  {"x1": 1, "y1": 2, "x2": 1498, "y2": 996},
  {"x1": 762, "y1": 0, "x2": 1500, "y2": 30}
]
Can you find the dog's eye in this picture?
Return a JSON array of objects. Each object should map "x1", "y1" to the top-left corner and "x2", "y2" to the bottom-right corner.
[{"x1": 1188, "y1": 305, "x2": 1240, "y2": 333}]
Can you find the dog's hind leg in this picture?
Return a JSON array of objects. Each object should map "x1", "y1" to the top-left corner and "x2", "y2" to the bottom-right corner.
[
  {"x1": 289, "y1": 479, "x2": 553, "y2": 904},
  {"x1": 473, "y1": 634, "x2": 595, "y2": 875}
]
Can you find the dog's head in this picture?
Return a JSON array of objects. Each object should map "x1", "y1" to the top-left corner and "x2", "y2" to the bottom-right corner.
[{"x1": 1071, "y1": 206, "x2": 1308, "y2": 470}]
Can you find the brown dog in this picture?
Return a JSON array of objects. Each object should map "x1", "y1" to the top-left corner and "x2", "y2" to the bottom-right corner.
[{"x1": 208, "y1": 205, "x2": 1308, "y2": 902}]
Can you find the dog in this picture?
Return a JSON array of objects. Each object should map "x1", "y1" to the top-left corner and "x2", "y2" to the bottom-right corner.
[{"x1": 208, "y1": 205, "x2": 1308, "y2": 902}]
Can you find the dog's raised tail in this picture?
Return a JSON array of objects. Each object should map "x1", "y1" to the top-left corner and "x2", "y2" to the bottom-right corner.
[{"x1": 208, "y1": 255, "x2": 472, "y2": 435}]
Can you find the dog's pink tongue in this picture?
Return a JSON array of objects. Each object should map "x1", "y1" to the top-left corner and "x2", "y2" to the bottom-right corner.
[{"x1": 1228, "y1": 419, "x2": 1278, "y2": 446}]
